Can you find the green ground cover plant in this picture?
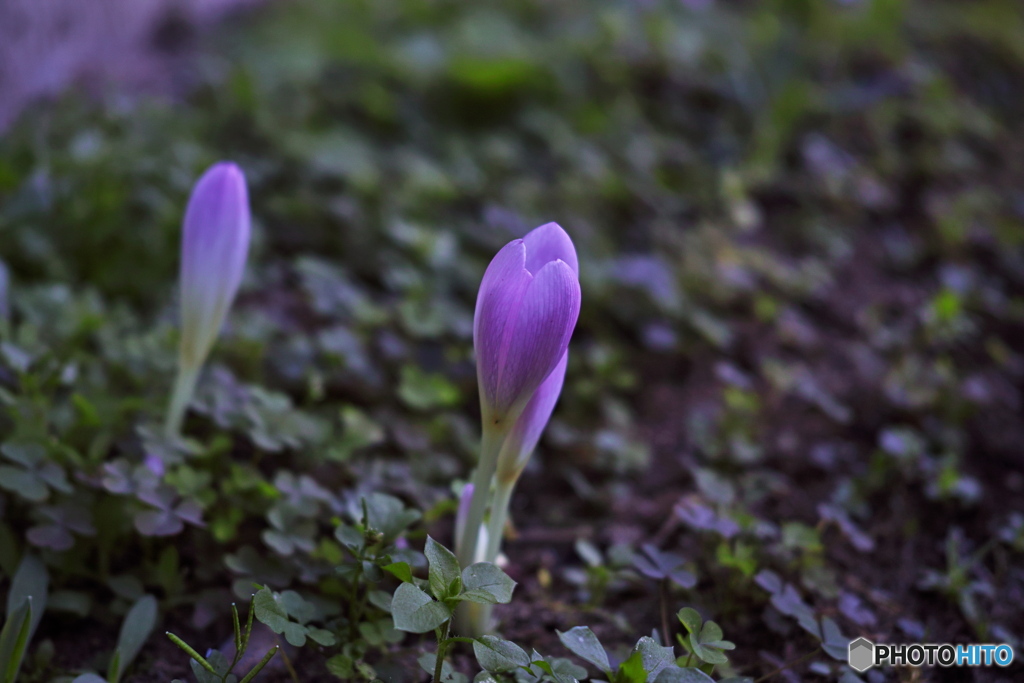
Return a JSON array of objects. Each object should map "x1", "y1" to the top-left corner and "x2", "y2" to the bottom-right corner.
[{"x1": 0, "y1": 0, "x2": 1023, "y2": 681}]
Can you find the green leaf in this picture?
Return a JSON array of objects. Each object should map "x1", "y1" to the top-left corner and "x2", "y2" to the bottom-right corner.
[
  {"x1": 8, "y1": 554, "x2": 48, "y2": 641},
  {"x1": 109, "y1": 594, "x2": 158, "y2": 683},
  {"x1": 617, "y1": 650, "x2": 647, "y2": 682},
  {"x1": 307, "y1": 627, "x2": 337, "y2": 646},
  {"x1": 368, "y1": 589, "x2": 394, "y2": 613},
  {"x1": 252, "y1": 588, "x2": 317, "y2": 647},
  {"x1": 461, "y1": 563, "x2": 516, "y2": 604},
  {"x1": 455, "y1": 589, "x2": 501, "y2": 605},
  {"x1": 0, "y1": 468, "x2": 47, "y2": 502},
  {"x1": 382, "y1": 561, "x2": 413, "y2": 584},
  {"x1": 697, "y1": 621, "x2": 722, "y2": 644},
  {"x1": 689, "y1": 634, "x2": 728, "y2": 665},
  {"x1": 362, "y1": 493, "x2": 420, "y2": 542},
  {"x1": 528, "y1": 653, "x2": 586, "y2": 683},
  {"x1": 635, "y1": 636, "x2": 676, "y2": 678},
  {"x1": 253, "y1": 588, "x2": 290, "y2": 634},
  {"x1": 326, "y1": 654, "x2": 355, "y2": 678},
  {"x1": 473, "y1": 636, "x2": 531, "y2": 673},
  {"x1": 279, "y1": 590, "x2": 316, "y2": 625},
  {"x1": 426, "y1": 536, "x2": 462, "y2": 600},
  {"x1": 676, "y1": 608, "x2": 702, "y2": 636},
  {"x1": 335, "y1": 524, "x2": 364, "y2": 550},
  {"x1": 390, "y1": 583, "x2": 451, "y2": 633},
  {"x1": 654, "y1": 668, "x2": 716, "y2": 683},
  {"x1": 0, "y1": 600, "x2": 31, "y2": 683},
  {"x1": 557, "y1": 626, "x2": 611, "y2": 675},
  {"x1": 820, "y1": 617, "x2": 849, "y2": 661},
  {"x1": 283, "y1": 623, "x2": 308, "y2": 647}
]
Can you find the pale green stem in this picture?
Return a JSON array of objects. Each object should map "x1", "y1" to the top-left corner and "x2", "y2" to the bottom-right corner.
[
  {"x1": 164, "y1": 362, "x2": 200, "y2": 438},
  {"x1": 453, "y1": 424, "x2": 507, "y2": 637},
  {"x1": 455, "y1": 426, "x2": 505, "y2": 569},
  {"x1": 455, "y1": 601, "x2": 493, "y2": 638},
  {"x1": 485, "y1": 480, "x2": 516, "y2": 562}
]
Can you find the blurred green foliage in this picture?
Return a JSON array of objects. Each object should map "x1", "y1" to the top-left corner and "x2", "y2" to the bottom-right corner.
[{"x1": 0, "y1": 0, "x2": 1022, "y2": 679}]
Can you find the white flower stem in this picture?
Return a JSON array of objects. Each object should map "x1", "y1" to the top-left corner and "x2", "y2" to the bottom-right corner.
[
  {"x1": 164, "y1": 362, "x2": 200, "y2": 438},
  {"x1": 455, "y1": 425, "x2": 505, "y2": 569},
  {"x1": 453, "y1": 423, "x2": 508, "y2": 637},
  {"x1": 485, "y1": 480, "x2": 515, "y2": 562}
]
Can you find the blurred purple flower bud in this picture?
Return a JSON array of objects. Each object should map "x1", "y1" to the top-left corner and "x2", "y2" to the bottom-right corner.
[
  {"x1": 179, "y1": 162, "x2": 250, "y2": 369},
  {"x1": 474, "y1": 223, "x2": 580, "y2": 428}
]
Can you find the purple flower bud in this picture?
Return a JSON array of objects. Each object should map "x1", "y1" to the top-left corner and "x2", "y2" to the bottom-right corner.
[
  {"x1": 474, "y1": 223, "x2": 580, "y2": 427},
  {"x1": 179, "y1": 162, "x2": 250, "y2": 369},
  {"x1": 497, "y1": 351, "x2": 567, "y2": 483}
]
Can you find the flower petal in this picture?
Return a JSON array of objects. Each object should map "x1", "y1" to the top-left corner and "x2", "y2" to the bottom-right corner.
[
  {"x1": 491, "y1": 259, "x2": 580, "y2": 416},
  {"x1": 522, "y1": 222, "x2": 578, "y2": 277},
  {"x1": 180, "y1": 162, "x2": 251, "y2": 368},
  {"x1": 474, "y1": 240, "x2": 531, "y2": 414},
  {"x1": 498, "y1": 351, "x2": 567, "y2": 481}
]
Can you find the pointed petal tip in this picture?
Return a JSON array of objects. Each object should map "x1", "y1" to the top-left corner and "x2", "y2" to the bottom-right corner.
[
  {"x1": 200, "y1": 160, "x2": 241, "y2": 180},
  {"x1": 523, "y1": 222, "x2": 579, "y2": 277}
]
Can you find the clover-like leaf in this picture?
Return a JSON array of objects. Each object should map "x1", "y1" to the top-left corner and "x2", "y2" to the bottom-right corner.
[
  {"x1": 654, "y1": 668, "x2": 716, "y2": 683},
  {"x1": 632, "y1": 545, "x2": 697, "y2": 589},
  {"x1": 26, "y1": 502, "x2": 96, "y2": 551},
  {"x1": 819, "y1": 617, "x2": 850, "y2": 661},
  {"x1": 462, "y1": 562, "x2": 516, "y2": 604},
  {"x1": 362, "y1": 493, "x2": 421, "y2": 542},
  {"x1": 557, "y1": 626, "x2": 611, "y2": 675},
  {"x1": 689, "y1": 619, "x2": 731, "y2": 665},
  {"x1": 0, "y1": 442, "x2": 70, "y2": 503},
  {"x1": 391, "y1": 583, "x2": 451, "y2": 633},
  {"x1": 252, "y1": 587, "x2": 334, "y2": 647},
  {"x1": 135, "y1": 486, "x2": 204, "y2": 537},
  {"x1": 635, "y1": 636, "x2": 676, "y2": 678},
  {"x1": 253, "y1": 588, "x2": 290, "y2": 633},
  {"x1": 677, "y1": 607, "x2": 702, "y2": 636},
  {"x1": 474, "y1": 635, "x2": 531, "y2": 673}
]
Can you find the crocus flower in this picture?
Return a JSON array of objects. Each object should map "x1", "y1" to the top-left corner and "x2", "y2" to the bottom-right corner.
[
  {"x1": 179, "y1": 163, "x2": 251, "y2": 369},
  {"x1": 495, "y1": 351, "x2": 568, "y2": 485},
  {"x1": 456, "y1": 222, "x2": 580, "y2": 631},
  {"x1": 165, "y1": 162, "x2": 250, "y2": 436},
  {"x1": 473, "y1": 222, "x2": 580, "y2": 430}
]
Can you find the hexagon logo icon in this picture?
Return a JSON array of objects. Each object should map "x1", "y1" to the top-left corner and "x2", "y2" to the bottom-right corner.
[{"x1": 848, "y1": 637, "x2": 875, "y2": 672}]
